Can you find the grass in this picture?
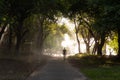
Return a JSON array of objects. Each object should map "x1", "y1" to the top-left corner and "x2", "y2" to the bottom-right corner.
[
  {"x1": 81, "y1": 66, "x2": 120, "y2": 80},
  {"x1": 68, "y1": 54, "x2": 120, "y2": 80}
]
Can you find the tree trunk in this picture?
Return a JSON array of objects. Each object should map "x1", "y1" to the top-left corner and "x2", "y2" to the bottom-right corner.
[
  {"x1": 97, "y1": 35, "x2": 105, "y2": 56},
  {"x1": 36, "y1": 31, "x2": 44, "y2": 52},
  {"x1": 81, "y1": 29, "x2": 91, "y2": 54},
  {"x1": 8, "y1": 26, "x2": 12, "y2": 50},
  {"x1": 86, "y1": 43, "x2": 90, "y2": 54},
  {"x1": 15, "y1": 38, "x2": 21, "y2": 53},
  {"x1": 76, "y1": 32, "x2": 81, "y2": 53},
  {"x1": 15, "y1": 21, "x2": 23, "y2": 53},
  {"x1": 117, "y1": 28, "x2": 120, "y2": 57},
  {"x1": 92, "y1": 39, "x2": 98, "y2": 55},
  {"x1": 97, "y1": 45, "x2": 102, "y2": 55},
  {"x1": 36, "y1": 16, "x2": 45, "y2": 53},
  {"x1": 74, "y1": 19, "x2": 81, "y2": 53}
]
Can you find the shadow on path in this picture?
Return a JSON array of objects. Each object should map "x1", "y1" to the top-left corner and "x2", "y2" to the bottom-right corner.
[{"x1": 26, "y1": 57, "x2": 88, "y2": 80}]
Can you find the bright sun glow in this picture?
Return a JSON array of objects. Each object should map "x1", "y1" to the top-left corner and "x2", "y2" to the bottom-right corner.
[
  {"x1": 59, "y1": 18, "x2": 87, "y2": 55},
  {"x1": 61, "y1": 33, "x2": 86, "y2": 55},
  {"x1": 61, "y1": 34, "x2": 72, "y2": 48}
]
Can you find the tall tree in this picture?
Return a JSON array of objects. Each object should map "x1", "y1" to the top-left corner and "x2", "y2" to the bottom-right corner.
[
  {"x1": 65, "y1": 0, "x2": 88, "y2": 53},
  {"x1": 88, "y1": 0, "x2": 120, "y2": 56},
  {"x1": 101, "y1": 0, "x2": 120, "y2": 56},
  {"x1": 31, "y1": 0, "x2": 63, "y2": 53},
  {"x1": 86, "y1": 0, "x2": 111, "y2": 55}
]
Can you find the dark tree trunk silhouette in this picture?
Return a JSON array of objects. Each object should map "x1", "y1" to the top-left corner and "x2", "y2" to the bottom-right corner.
[
  {"x1": 8, "y1": 26, "x2": 12, "y2": 50},
  {"x1": 15, "y1": 22, "x2": 22, "y2": 53},
  {"x1": 97, "y1": 34, "x2": 106, "y2": 55},
  {"x1": 82, "y1": 18, "x2": 97, "y2": 54},
  {"x1": 15, "y1": 20, "x2": 28, "y2": 53},
  {"x1": 36, "y1": 16, "x2": 47, "y2": 53},
  {"x1": 117, "y1": 28, "x2": 120, "y2": 57},
  {"x1": 86, "y1": 43, "x2": 90, "y2": 54}
]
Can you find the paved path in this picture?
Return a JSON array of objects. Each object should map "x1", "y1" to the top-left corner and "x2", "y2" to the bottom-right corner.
[{"x1": 27, "y1": 57, "x2": 88, "y2": 80}]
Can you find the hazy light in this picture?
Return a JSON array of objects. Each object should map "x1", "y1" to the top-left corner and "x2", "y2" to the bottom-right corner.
[
  {"x1": 61, "y1": 34, "x2": 79, "y2": 55},
  {"x1": 57, "y1": 17, "x2": 75, "y2": 31},
  {"x1": 61, "y1": 41, "x2": 67, "y2": 48},
  {"x1": 61, "y1": 34, "x2": 72, "y2": 48},
  {"x1": 58, "y1": 17, "x2": 117, "y2": 56}
]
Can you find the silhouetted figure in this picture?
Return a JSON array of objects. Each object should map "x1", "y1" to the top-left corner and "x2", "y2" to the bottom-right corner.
[{"x1": 63, "y1": 48, "x2": 67, "y2": 61}]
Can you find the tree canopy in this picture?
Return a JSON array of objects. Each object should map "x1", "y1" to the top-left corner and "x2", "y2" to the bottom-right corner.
[{"x1": 0, "y1": 0, "x2": 120, "y2": 57}]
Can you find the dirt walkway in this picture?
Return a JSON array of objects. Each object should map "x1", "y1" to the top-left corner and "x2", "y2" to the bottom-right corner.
[{"x1": 26, "y1": 57, "x2": 88, "y2": 80}]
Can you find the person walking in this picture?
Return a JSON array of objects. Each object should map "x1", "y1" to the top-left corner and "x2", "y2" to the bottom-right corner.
[{"x1": 63, "y1": 48, "x2": 67, "y2": 61}]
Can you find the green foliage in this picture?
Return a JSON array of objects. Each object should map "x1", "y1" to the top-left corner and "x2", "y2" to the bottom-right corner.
[
  {"x1": 98, "y1": 1, "x2": 120, "y2": 33},
  {"x1": 43, "y1": 24, "x2": 69, "y2": 49},
  {"x1": 69, "y1": 0, "x2": 88, "y2": 14},
  {"x1": 0, "y1": 0, "x2": 119, "y2": 54},
  {"x1": 82, "y1": 66, "x2": 120, "y2": 80},
  {"x1": 34, "y1": 0, "x2": 62, "y2": 20},
  {"x1": 108, "y1": 33, "x2": 118, "y2": 53},
  {"x1": 69, "y1": 54, "x2": 107, "y2": 67},
  {"x1": 68, "y1": 54, "x2": 120, "y2": 80}
]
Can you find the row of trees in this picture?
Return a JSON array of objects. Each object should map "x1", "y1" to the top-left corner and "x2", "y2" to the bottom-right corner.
[
  {"x1": 61, "y1": 0, "x2": 120, "y2": 56},
  {"x1": 0, "y1": 0, "x2": 120, "y2": 56},
  {"x1": 0, "y1": 0, "x2": 63, "y2": 53}
]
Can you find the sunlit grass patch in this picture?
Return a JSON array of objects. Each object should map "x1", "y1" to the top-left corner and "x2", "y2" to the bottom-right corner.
[
  {"x1": 81, "y1": 66, "x2": 120, "y2": 80},
  {"x1": 68, "y1": 54, "x2": 120, "y2": 80}
]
